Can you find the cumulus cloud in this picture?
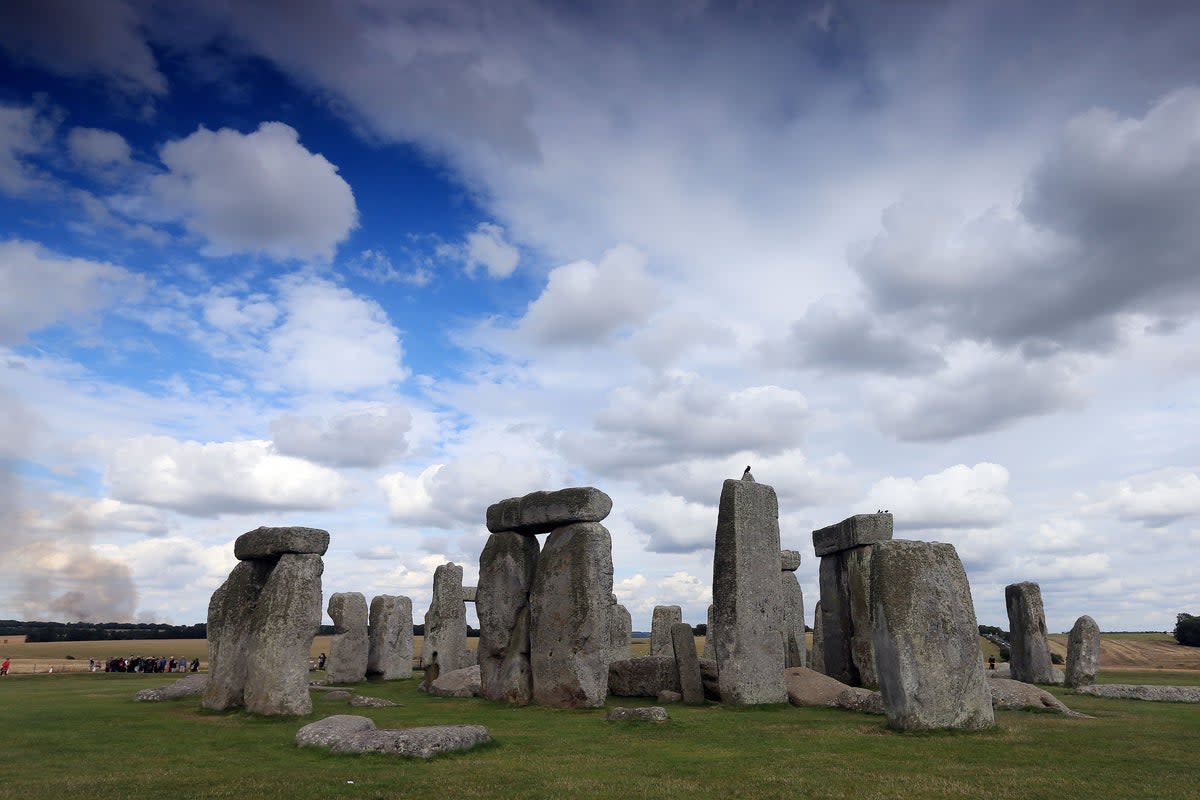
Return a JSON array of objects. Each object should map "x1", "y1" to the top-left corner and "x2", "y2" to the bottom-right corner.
[
  {"x1": 106, "y1": 436, "x2": 347, "y2": 517},
  {"x1": 518, "y1": 245, "x2": 658, "y2": 345},
  {"x1": 0, "y1": 0, "x2": 165, "y2": 95},
  {"x1": 1081, "y1": 468, "x2": 1200, "y2": 527},
  {"x1": 864, "y1": 463, "x2": 1012, "y2": 530},
  {"x1": 378, "y1": 454, "x2": 551, "y2": 529},
  {"x1": 459, "y1": 222, "x2": 519, "y2": 279},
  {"x1": 67, "y1": 127, "x2": 132, "y2": 171},
  {"x1": 148, "y1": 122, "x2": 358, "y2": 260},
  {"x1": 0, "y1": 239, "x2": 138, "y2": 344},
  {"x1": 626, "y1": 494, "x2": 718, "y2": 554},
  {"x1": 271, "y1": 405, "x2": 413, "y2": 468}
]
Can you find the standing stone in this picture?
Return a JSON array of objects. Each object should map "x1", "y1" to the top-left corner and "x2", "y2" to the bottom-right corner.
[
  {"x1": 811, "y1": 601, "x2": 824, "y2": 674},
  {"x1": 818, "y1": 546, "x2": 878, "y2": 687},
  {"x1": 367, "y1": 595, "x2": 413, "y2": 680},
  {"x1": 243, "y1": 553, "x2": 322, "y2": 715},
  {"x1": 870, "y1": 540, "x2": 994, "y2": 731},
  {"x1": 327, "y1": 592, "x2": 369, "y2": 684},
  {"x1": 529, "y1": 522, "x2": 614, "y2": 708},
  {"x1": 781, "y1": 550, "x2": 806, "y2": 669},
  {"x1": 1065, "y1": 614, "x2": 1100, "y2": 688},
  {"x1": 702, "y1": 604, "x2": 716, "y2": 660},
  {"x1": 671, "y1": 622, "x2": 704, "y2": 705},
  {"x1": 423, "y1": 563, "x2": 473, "y2": 674},
  {"x1": 1005, "y1": 581, "x2": 1057, "y2": 684},
  {"x1": 486, "y1": 487, "x2": 613, "y2": 534},
  {"x1": 204, "y1": 560, "x2": 272, "y2": 711},
  {"x1": 477, "y1": 532, "x2": 540, "y2": 704},
  {"x1": 609, "y1": 601, "x2": 633, "y2": 662},
  {"x1": 650, "y1": 605, "x2": 682, "y2": 659},
  {"x1": 712, "y1": 478, "x2": 786, "y2": 705}
]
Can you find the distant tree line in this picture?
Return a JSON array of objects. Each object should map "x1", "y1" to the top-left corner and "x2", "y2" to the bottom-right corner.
[
  {"x1": 1175, "y1": 613, "x2": 1200, "y2": 647},
  {"x1": 0, "y1": 620, "x2": 207, "y2": 642}
]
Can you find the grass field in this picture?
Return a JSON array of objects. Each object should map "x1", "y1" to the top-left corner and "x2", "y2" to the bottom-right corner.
[{"x1": 0, "y1": 665, "x2": 1197, "y2": 800}]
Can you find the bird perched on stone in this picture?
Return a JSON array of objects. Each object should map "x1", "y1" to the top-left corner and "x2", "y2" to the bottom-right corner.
[{"x1": 742, "y1": 466, "x2": 755, "y2": 482}]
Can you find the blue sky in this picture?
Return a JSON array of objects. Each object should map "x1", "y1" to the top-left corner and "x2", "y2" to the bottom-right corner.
[{"x1": 2, "y1": 1, "x2": 1199, "y2": 632}]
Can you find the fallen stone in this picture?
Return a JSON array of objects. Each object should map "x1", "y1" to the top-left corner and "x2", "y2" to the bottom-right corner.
[
  {"x1": 133, "y1": 673, "x2": 209, "y2": 702},
  {"x1": 323, "y1": 690, "x2": 353, "y2": 701},
  {"x1": 326, "y1": 592, "x2": 369, "y2": 685},
  {"x1": 871, "y1": 540, "x2": 994, "y2": 731},
  {"x1": 1075, "y1": 684, "x2": 1200, "y2": 703},
  {"x1": 608, "y1": 655, "x2": 681, "y2": 697},
  {"x1": 367, "y1": 594, "x2": 413, "y2": 680},
  {"x1": 529, "y1": 521, "x2": 614, "y2": 708},
  {"x1": 234, "y1": 526, "x2": 330, "y2": 560},
  {"x1": 423, "y1": 563, "x2": 473, "y2": 674},
  {"x1": 781, "y1": 550, "x2": 802, "y2": 572},
  {"x1": 650, "y1": 605, "x2": 682, "y2": 659},
  {"x1": 712, "y1": 478, "x2": 787, "y2": 705},
  {"x1": 349, "y1": 694, "x2": 400, "y2": 708},
  {"x1": 429, "y1": 664, "x2": 481, "y2": 698},
  {"x1": 1005, "y1": 582, "x2": 1057, "y2": 684},
  {"x1": 486, "y1": 487, "x2": 612, "y2": 534},
  {"x1": 477, "y1": 531, "x2": 540, "y2": 705},
  {"x1": 605, "y1": 707, "x2": 669, "y2": 722},
  {"x1": 1065, "y1": 615, "x2": 1100, "y2": 688},
  {"x1": 296, "y1": 715, "x2": 491, "y2": 758},
  {"x1": 989, "y1": 677, "x2": 1088, "y2": 717},
  {"x1": 657, "y1": 690, "x2": 682, "y2": 704},
  {"x1": 812, "y1": 513, "x2": 892, "y2": 558},
  {"x1": 671, "y1": 622, "x2": 704, "y2": 705},
  {"x1": 835, "y1": 687, "x2": 885, "y2": 715},
  {"x1": 784, "y1": 667, "x2": 854, "y2": 707}
]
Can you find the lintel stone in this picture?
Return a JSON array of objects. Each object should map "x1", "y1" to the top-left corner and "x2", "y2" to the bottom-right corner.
[
  {"x1": 234, "y1": 526, "x2": 330, "y2": 560},
  {"x1": 812, "y1": 513, "x2": 892, "y2": 557},
  {"x1": 486, "y1": 487, "x2": 612, "y2": 534}
]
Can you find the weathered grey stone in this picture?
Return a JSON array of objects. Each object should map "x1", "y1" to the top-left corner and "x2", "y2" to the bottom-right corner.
[
  {"x1": 702, "y1": 604, "x2": 716, "y2": 660},
  {"x1": 1074, "y1": 684, "x2": 1200, "y2": 703},
  {"x1": 818, "y1": 546, "x2": 877, "y2": 688},
  {"x1": 835, "y1": 687, "x2": 885, "y2": 715},
  {"x1": 477, "y1": 532, "x2": 539, "y2": 704},
  {"x1": 322, "y1": 689, "x2": 353, "y2": 701},
  {"x1": 605, "y1": 706, "x2": 669, "y2": 722},
  {"x1": 812, "y1": 513, "x2": 893, "y2": 557},
  {"x1": 670, "y1": 622, "x2": 704, "y2": 705},
  {"x1": 607, "y1": 655, "x2": 681, "y2": 697},
  {"x1": 529, "y1": 522, "x2": 614, "y2": 707},
  {"x1": 871, "y1": 540, "x2": 994, "y2": 731},
  {"x1": 782, "y1": 571, "x2": 807, "y2": 669},
  {"x1": 326, "y1": 592, "x2": 369, "y2": 685},
  {"x1": 134, "y1": 673, "x2": 208, "y2": 702},
  {"x1": 698, "y1": 658, "x2": 721, "y2": 702},
  {"x1": 462, "y1": 586, "x2": 477, "y2": 603},
  {"x1": 989, "y1": 677, "x2": 1088, "y2": 716},
  {"x1": 784, "y1": 666, "x2": 852, "y2": 707},
  {"x1": 296, "y1": 715, "x2": 491, "y2": 758},
  {"x1": 429, "y1": 664, "x2": 481, "y2": 698},
  {"x1": 367, "y1": 594, "x2": 413, "y2": 680},
  {"x1": 609, "y1": 603, "x2": 633, "y2": 662},
  {"x1": 203, "y1": 560, "x2": 271, "y2": 711},
  {"x1": 243, "y1": 553, "x2": 323, "y2": 715},
  {"x1": 657, "y1": 689, "x2": 683, "y2": 704},
  {"x1": 1065, "y1": 614, "x2": 1100, "y2": 688},
  {"x1": 486, "y1": 487, "x2": 612, "y2": 534},
  {"x1": 423, "y1": 563, "x2": 472, "y2": 673},
  {"x1": 712, "y1": 478, "x2": 786, "y2": 705},
  {"x1": 1005, "y1": 582, "x2": 1057, "y2": 684},
  {"x1": 234, "y1": 526, "x2": 330, "y2": 560},
  {"x1": 650, "y1": 605, "x2": 682, "y2": 659},
  {"x1": 348, "y1": 694, "x2": 399, "y2": 708},
  {"x1": 811, "y1": 601, "x2": 824, "y2": 674},
  {"x1": 781, "y1": 549, "x2": 802, "y2": 572}
]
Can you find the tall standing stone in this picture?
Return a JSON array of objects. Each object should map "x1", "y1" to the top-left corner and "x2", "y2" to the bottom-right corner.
[
  {"x1": 811, "y1": 601, "x2": 824, "y2": 674},
  {"x1": 609, "y1": 600, "x2": 633, "y2": 662},
  {"x1": 477, "y1": 532, "x2": 540, "y2": 704},
  {"x1": 367, "y1": 595, "x2": 413, "y2": 680},
  {"x1": 702, "y1": 604, "x2": 716, "y2": 660},
  {"x1": 529, "y1": 522, "x2": 614, "y2": 707},
  {"x1": 870, "y1": 540, "x2": 994, "y2": 731},
  {"x1": 203, "y1": 526, "x2": 327, "y2": 715},
  {"x1": 1065, "y1": 614, "x2": 1100, "y2": 688},
  {"x1": 327, "y1": 592, "x2": 369, "y2": 684},
  {"x1": 712, "y1": 477, "x2": 786, "y2": 705},
  {"x1": 423, "y1": 563, "x2": 473, "y2": 674},
  {"x1": 650, "y1": 605, "x2": 682, "y2": 659},
  {"x1": 671, "y1": 622, "x2": 704, "y2": 705},
  {"x1": 1005, "y1": 581, "x2": 1057, "y2": 684},
  {"x1": 781, "y1": 550, "x2": 806, "y2": 669}
]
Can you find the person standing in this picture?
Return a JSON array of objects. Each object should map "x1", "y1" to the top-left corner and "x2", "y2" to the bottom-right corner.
[{"x1": 1, "y1": 657, "x2": 9, "y2": 675}]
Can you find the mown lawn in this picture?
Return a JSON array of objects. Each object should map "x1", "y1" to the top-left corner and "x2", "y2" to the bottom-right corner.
[{"x1": 1, "y1": 669, "x2": 1197, "y2": 799}]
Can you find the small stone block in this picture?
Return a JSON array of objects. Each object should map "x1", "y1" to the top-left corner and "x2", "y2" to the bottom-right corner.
[{"x1": 781, "y1": 550, "x2": 802, "y2": 571}]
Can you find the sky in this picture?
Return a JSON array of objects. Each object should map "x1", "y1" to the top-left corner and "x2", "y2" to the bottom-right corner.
[{"x1": 1, "y1": 0, "x2": 1199, "y2": 634}]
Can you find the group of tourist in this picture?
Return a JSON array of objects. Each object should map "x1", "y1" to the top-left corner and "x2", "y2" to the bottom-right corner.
[{"x1": 104, "y1": 655, "x2": 200, "y2": 673}]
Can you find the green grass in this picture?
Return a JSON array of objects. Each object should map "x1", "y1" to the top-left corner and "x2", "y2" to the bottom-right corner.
[{"x1": 1, "y1": 670, "x2": 1198, "y2": 799}]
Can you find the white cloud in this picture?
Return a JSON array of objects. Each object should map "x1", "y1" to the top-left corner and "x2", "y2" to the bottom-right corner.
[
  {"x1": 379, "y1": 453, "x2": 551, "y2": 529},
  {"x1": 462, "y1": 222, "x2": 519, "y2": 278},
  {"x1": 67, "y1": 127, "x2": 132, "y2": 170},
  {"x1": 0, "y1": 239, "x2": 138, "y2": 344},
  {"x1": 517, "y1": 245, "x2": 658, "y2": 345},
  {"x1": 626, "y1": 494, "x2": 718, "y2": 554},
  {"x1": 1081, "y1": 468, "x2": 1200, "y2": 527},
  {"x1": 657, "y1": 571, "x2": 712, "y2": 606},
  {"x1": 864, "y1": 463, "x2": 1013, "y2": 530},
  {"x1": 271, "y1": 405, "x2": 413, "y2": 468},
  {"x1": 106, "y1": 436, "x2": 348, "y2": 517},
  {"x1": 148, "y1": 122, "x2": 358, "y2": 260}
]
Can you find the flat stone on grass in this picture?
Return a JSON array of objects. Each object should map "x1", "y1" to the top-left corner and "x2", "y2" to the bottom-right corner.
[
  {"x1": 604, "y1": 707, "x2": 670, "y2": 722},
  {"x1": 296, "y1": 715, "x2": 491, "y2": 758}
]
